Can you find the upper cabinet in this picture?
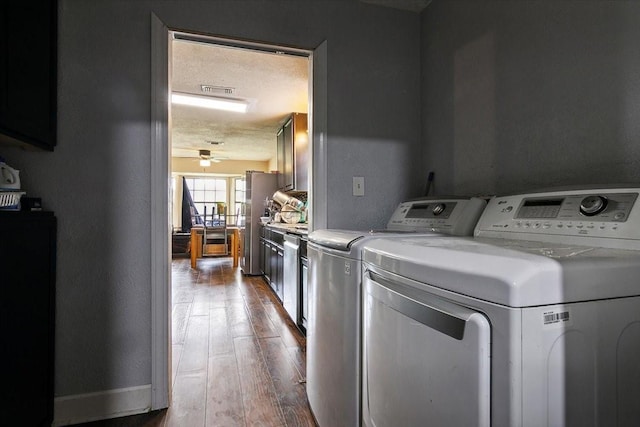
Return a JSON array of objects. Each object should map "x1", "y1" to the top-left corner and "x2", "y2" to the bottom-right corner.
[
  {"x1": 0, "y1": 1, "x2": 57, "y2": 151},
  {"x1": 276, "y1": 113, "x2": 308, "y2": 191}
]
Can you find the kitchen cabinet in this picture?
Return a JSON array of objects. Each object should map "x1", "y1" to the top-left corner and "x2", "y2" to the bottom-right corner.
[
  {"x1": 259, "y1": 226, "x2": 269, "y2": 279},
  {"x1": 0, "y1": 211, "x2": 56, "y2": 426},
  {"x1": 283, "y1": 118, "x2": 294, "y2": 190},
  {"x1": 261, "y1": 225, "x2": 308, "y2": 334},
  {"x1": 0, "y1": 1, "x2": 57, "y2": 150},
  {"x1": 276, "y1": 128, "x2": 285, "y2": 188},
  {"x1": 259, "y1": 226, "x2": 285, "y2": 301},
  {"x1": 276, "y1": 113, "x2": 308, "y2": 191}
]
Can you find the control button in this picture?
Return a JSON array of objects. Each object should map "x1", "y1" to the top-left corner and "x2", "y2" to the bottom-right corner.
[
  {"x1": 600, "y1": 226, "x2": 606, "y2": 230},
  {"x1": 505, "y1": 206, "x2": 513, "y2": 212},
  {"x1": 580, "y1": 195, "x2": 608, "y2": 216},
  {"x1": 515, "y1": 222, "x2": 521, "y2": 228},
  {"x1": 612, "y1": 226, "x2": 618, "y2": 230},
  {"x1": 614, "y1": 212, "x2": 626, "y2": 220},
  {"x1": 576, "y1": 224, "x2": 584, "y2": 229},
  {"x1": 432, "y1": 203, "x2": 446, "y2": 216},
  {"x1": 543, "y1": 223, "x2": 551, "y2": 229},
  {"x1": 533, "y1": 223, "x2": 541, "y2": 229},
  {"x1": 557, "y1": 224, "x2": 563, "y2": 228},
  {"x1": 566, "y1": 224, "x2": 573, "y2": 228},
  {"x1": 587, "y1": 225, "x2": 595, "y2": 229},
  {"x1": 524, "y1": 223, "x2": 531, "y2": 228}
]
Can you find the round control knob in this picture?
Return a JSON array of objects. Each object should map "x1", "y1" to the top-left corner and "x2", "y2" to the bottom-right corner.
[
  {"x1": 580, "y1": 195, "x2": 608, "y2": 216},
  {"x1": 432, "y1": 203, "x2": 446, "y2": 216}
]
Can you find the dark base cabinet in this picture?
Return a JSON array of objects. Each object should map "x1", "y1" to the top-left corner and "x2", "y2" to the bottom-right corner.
[
  {"x1": 260, "y1": 225, "x2": 308, "y2": 335},
  {"x1": 259, "y1": 226, "x2": 285, "y2": 301},
  {"x1": 0, "y1": 211, "x2": 56, "y2": 426}
]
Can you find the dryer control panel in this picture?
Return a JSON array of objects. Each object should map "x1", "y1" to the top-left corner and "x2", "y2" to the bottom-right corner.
[
  {"x1": 386, "y1": 197, "x2": 487, "y2": 235},
  {"x1": 476, "y1": 188, "x2": 640, "y2": 249}
]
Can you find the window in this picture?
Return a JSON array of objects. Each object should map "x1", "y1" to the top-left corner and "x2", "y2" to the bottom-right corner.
[
  {"x1": 184, "y1": 177, "x2": 227, "y2": 223},
  {"x1": 234, "y1": 177, "x2": 246, "y2": 224}
]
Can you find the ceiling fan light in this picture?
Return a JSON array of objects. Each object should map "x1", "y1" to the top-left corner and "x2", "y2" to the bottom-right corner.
[
  {"x1": 199, "y1": 159, "x2": 211, "y2": 167},
  {"x1": 171, "y1": 92, "x2": 248, "y2": 113}
]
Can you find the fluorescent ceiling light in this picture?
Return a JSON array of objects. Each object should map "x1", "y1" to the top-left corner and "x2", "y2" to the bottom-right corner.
[
  {"x1": 171, "y1": 92, "x2": 248, "y2": 113},
  {"x1": 200, "y1": 159, "x2": 211, "y2": 167}
]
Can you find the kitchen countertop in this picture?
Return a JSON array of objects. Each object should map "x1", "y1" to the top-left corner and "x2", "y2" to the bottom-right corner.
[{"x1": 264, "y1": 222, "x2": 309, "y2": 236}]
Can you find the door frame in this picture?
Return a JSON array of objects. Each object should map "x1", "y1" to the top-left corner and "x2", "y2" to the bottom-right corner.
[{"x1": 150, "y1": 13, "x2": 328, "y2": 408}]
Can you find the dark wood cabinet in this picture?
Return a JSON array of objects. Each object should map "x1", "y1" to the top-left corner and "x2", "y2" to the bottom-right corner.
[
  {"x1": 259, "y1": 227, "x2": 285, "y2": 301},
  {"x1": 276, "y1": 113, "x2": 308, "y2": 191},
  {"x1": 282, "y1": 118, "x2": 294, "y2": 191},
  {"x1": 259, "y1": 228, "x2": 268, "y2": 277},
  {"x1": 269, "y1": 243, "x2": 278, "y2": 294},
  {"x1": 0, "y1": 211, "x2": 56, "y2": 426},
  {"x1": 260, "y1": 226, "x2": 307, "y2": 334},
  {"x1": 0, "y1": 1, "x2": 57, "y2": 150},
  {"x1": 276, "y1": 128, "x2": 285, "y2": 189}
]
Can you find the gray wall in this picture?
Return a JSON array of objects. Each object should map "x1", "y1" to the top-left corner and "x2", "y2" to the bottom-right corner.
[
  {"x1": 422, "y1": 0, "x2": 640, "y2": 197},
  {"x1": 0, "y1": 1, "x2": 421, "y2": 397},
  {"x1": 6, "y1": 0, "x2": 638, "y2": 410}
]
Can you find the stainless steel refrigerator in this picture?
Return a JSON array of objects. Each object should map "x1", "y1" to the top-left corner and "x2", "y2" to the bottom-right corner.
[{"x1": 241, "y1": 171, "x2": 278, "y2": 275}]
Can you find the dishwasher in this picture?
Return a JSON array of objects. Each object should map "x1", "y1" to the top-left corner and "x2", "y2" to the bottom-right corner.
[
  {"x1": 283, "y1": 233, "x2": 300, "y2": 325},
  {"x1": 299, "y1": 237, "x2": 308, "y2": 332}
]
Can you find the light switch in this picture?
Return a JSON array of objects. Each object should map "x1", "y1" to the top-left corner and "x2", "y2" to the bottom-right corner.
[{"x1": 353, "y1": 176, "x2": 365, "y2": 196}]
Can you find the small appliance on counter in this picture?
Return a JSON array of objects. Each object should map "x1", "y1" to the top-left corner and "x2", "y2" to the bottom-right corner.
[
  {"x1": 280, "y1": 205, "x2": 303, "y2": 224},
  {"x1": 20, "y1": 197, "x2": 43, "y2": 212},
  {"x1": 272, "y1": 190, "x2": 306, "y2": 211},
  {"x1": 0, "y1": 157, "x2": 25, "y2": 211},
  {"x1": 270, "y1": 190, "x2": 307, "y2": 224}
]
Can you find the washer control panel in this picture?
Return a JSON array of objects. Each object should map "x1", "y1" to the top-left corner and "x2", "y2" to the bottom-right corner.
[
  {"x1": 386, "y1": 197, "x2": 487, "y2": 235},
  {"x1": 476, "y1": 188, "x2": 640, "y2": 246},
  {"x1": 514, "y1": 192, "x2": 636, "y2": 222}
]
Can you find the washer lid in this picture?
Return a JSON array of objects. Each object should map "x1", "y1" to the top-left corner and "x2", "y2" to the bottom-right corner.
[
  {"x1": 362, "y1": 236, "x2": 640, "y2": 307},
  {"x1": 308, "y1": 229, "x2": 367, "y2": 250},
  {"x1": 308, "y1": 229, "x2": 442, "y2": 251}
]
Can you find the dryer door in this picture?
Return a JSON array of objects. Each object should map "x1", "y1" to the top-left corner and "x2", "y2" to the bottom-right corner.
[{"x1": 362, "y1": 270, "x2": 491, "y2": 427}]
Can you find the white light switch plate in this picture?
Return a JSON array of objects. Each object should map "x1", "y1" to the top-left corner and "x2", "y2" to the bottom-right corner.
[{"x1": 353, "y1": 176, "x2": 365, "y2": 196}]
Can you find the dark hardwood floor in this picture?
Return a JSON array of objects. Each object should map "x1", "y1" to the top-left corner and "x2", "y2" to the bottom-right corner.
[{"x1": 76, "y1": 257, "x2": 316, "y2": 427}]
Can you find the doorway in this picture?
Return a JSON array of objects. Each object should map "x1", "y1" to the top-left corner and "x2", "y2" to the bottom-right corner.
[
  {"x1": 169, "y1": 32, "x2": 312, "y2": 235},
  {"x1": 151, "y1": 15, "x2": 326, "y2": 409}
]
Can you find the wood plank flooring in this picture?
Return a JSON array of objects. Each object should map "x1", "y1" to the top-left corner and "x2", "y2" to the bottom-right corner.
[{"x1": 76, "y1": 257, "x2": 316, "y2": 427}]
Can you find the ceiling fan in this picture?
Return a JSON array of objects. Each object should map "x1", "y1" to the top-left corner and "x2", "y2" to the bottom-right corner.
[{"x1": 198, "y1": 149, "x2": 227, "y2": 166}]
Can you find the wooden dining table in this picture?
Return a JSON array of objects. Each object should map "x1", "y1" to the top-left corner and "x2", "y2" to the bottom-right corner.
[{"x1": 190, "y1": 226, "x2": 240, "y2": 269}]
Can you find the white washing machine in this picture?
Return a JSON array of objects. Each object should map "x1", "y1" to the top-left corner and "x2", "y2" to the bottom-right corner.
[
  {"x1": 307, "y1": 197, "x2": 487, "y2": 427},
  {"x1": 361, "y1": 187, "x2": 640, "y2": 427}
]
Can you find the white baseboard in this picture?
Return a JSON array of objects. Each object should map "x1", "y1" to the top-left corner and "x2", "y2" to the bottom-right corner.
[{"x1": 53, "y1": 384, "x2": 152, "y2": 426}]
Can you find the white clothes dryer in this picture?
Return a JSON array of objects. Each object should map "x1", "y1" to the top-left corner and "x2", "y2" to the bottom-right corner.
[
  {"x1": 361, "y1": 187, "x2": 640, "y2": 427},
  {"x1": 307, "y1": 197, "x2": 487, "y2": 427}
]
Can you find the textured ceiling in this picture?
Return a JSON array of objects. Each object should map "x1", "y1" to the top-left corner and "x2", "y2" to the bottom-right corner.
[
  {"x1": 171, "y1": 39, "x2": 309, "y2": 162},
  {"x1": 170, "y1": 0, "x2": 429, "y2": 163}
]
